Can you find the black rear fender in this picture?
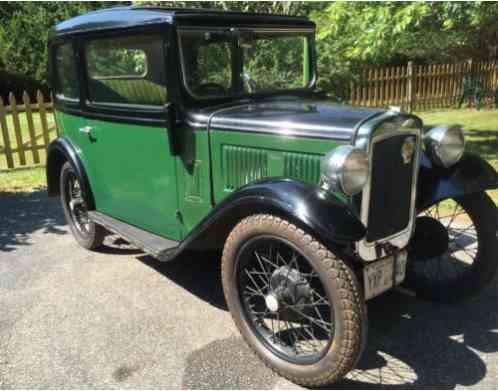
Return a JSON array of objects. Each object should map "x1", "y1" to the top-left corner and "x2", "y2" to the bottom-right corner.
[{"x1": 46, "y1": 136, "x2": 95, "y2": 209}]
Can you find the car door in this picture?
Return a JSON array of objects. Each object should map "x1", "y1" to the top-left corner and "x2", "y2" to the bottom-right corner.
[{"x1": 79, "y1": 31, "x2": 181, "y2": 240}]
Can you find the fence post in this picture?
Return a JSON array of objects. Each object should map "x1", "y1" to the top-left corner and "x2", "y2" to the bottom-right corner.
[
  {"x1": 9, "y1": 92, "x2": 26, "y2": 166},
  {"x1": 0, "y1": 96, "x2": 14, "y2": 169},
  {"x1": 494, "y1": 60, "x2": 498, "y2": 89},
  {"x1": 406, "y1": 61, "x2": 415, "y2": 112},
  {"x1": 23, "y1": 91, "x2": 41, "y2": 164},
  {"x1": 37, "y1": 90, "x2": 51, "y2": 150}
]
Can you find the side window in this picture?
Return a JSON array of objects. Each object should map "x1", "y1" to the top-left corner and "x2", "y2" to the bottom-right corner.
[
  {"x1": 54, "y1": 42, "x2": 79, "y2": 101},
  {"x1": 85, "y1": 34, "x2": 167, "y2": 107}
]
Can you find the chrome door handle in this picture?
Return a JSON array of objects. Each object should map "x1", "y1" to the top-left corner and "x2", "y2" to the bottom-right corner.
[{"x1": 79, "y1": 126, "x2": 92, "y2": 134}]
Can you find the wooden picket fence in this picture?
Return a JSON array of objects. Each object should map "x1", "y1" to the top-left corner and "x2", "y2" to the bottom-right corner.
[
  {"x1": 0, "y1": 91, "x2": 58, "y2": 170},
  {"x1": 350, "y1": 60, "x2": 498, "y2": 112}
]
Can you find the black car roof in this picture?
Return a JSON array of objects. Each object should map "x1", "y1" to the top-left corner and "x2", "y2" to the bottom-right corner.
[{"x1": 49, "y1": 6, "x2": 315, "y2": 39}]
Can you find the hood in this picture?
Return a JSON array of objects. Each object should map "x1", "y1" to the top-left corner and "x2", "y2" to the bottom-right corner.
[{"x1": 186, "y1": 98, "x2": 385, "y2": 141}]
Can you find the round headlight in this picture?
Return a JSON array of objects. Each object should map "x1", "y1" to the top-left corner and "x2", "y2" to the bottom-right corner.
[
  {"x1": 320, "y1": 145, "x2": 369, "y2": 196},
  {"x1": 424, "y1": 125, "x2": 465, "y2": 168}
]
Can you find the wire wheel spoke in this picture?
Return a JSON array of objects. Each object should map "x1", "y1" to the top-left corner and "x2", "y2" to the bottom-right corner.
[
  {"x1": 66, "y1": 174, "x2": 90, "y2": 234},
  {"x1": 238, "y1": 236, "x2": 334, "y2": 363}
]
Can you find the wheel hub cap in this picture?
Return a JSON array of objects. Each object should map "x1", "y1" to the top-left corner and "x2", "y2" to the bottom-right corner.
[
  {"x1": 265, "y1": 294, "x2": 279, "y2": 312},
  {"x1": 269, "y1": 266, "x2": 312, "y2": 307}
]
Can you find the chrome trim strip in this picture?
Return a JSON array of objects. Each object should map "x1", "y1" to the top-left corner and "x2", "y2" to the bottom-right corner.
[
  {"x1": 355, "y1": 115, "x2": 422, "y2": 261},
  {"x1": 185, "y1": 109, "x2": 355, "y2": 140}
]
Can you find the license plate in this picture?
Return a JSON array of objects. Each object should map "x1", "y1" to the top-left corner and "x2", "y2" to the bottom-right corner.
[{"x1": 364, "y1": 251, "x2": 407, "y2": 300}]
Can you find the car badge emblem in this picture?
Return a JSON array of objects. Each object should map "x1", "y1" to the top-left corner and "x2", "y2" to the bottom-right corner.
[{"x1": 401, "y1": 137, "x2": 415, "y2": 164}]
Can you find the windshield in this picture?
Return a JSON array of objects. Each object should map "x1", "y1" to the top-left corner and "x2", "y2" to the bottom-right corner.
[{"x1": 178, "y1": 28, "x2": 314, "y2": 99}]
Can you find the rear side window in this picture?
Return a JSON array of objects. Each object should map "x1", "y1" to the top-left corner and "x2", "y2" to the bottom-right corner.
[
  {"x1": 54, "y1": 43, "x2": 79, "y2": 101},
  {"x1": 85, "y1": 34, "x2": 167, "y2": 107}
]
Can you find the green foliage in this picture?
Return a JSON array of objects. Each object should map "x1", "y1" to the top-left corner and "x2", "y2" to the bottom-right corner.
[
  {"x1": 87, "y1": 38, "x2": 148, "y2": 78},
  {"x1": 135, "y1": 1, "x2": 320, "y2": 16},
  {"x1": 0, "y1": 2, "x2": 121, "y2": 86},
  {"x1": 312, "y1": 2, "x2": 498, "y2": 97},
  {"x1": 1, "y1": 1, "x2": 497, "y2": 101},
  {"x1": 243, "y1": 35, "x2": 306, "y2": 91}
]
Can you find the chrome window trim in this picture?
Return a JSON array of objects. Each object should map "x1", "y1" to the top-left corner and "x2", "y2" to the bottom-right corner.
[{"x1": 355, "y1": 117, "x2": 422, "y2": 261}]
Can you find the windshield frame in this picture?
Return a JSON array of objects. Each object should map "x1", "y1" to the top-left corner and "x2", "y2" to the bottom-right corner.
[{"x1": 177, "y1": 26, "x2": 317, "y2": 103}]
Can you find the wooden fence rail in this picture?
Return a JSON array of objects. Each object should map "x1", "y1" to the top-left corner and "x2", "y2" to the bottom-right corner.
[
  {"x1": 0, "y1": 90, "x2": 57, "y2": 171},
  {"x1": 350, "y1": 60, "x2": 498, "y2": 111}
]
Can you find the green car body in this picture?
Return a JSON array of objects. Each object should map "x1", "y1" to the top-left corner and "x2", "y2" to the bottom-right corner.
[{"x1": 56, "y1": 110, "x2": 339, "y2": 240}]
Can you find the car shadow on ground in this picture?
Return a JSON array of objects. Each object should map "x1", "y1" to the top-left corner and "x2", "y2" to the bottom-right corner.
[
  {"x1": 138, "y1": 251, "x2": 227, "y2": 311},
  {"x1": 0, "y1": 189, "x2": 67, "y2": 253},
  {"x1": 140, "y1": 252, "x2": 498, "y2": 389}
]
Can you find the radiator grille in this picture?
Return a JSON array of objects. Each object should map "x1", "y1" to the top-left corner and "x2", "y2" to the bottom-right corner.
[{"x1": 366, "y1": 134, "x2": 417, "y2": 242}]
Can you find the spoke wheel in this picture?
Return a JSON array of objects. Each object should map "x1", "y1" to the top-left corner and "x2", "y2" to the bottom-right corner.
[
  {"x1": 222, "y1": 214, "x2": 367, "y2": 387},
  {"x1": 237, "y1": 236, "x2": 333, "y2": 364},
  {"x1": 64, "y1": 172, "x2": 91, "y2": 236},
  {"x1": 406, "y1": 192, "x2": 498, "y2": 302},
  {"x1": 60, "y1": 162, "x2": 105, "y2": 250}
]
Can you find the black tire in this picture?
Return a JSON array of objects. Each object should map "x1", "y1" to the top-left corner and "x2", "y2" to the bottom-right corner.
[
  {"x1": 60, "y1": 162, "x2": 105, "y2": 250},
  {"x1": 221, "y1": 214, "x2": 367, "y2": 387},
  {"x1": 406, "y1": 192, "x2": 498, "y2": 303}
]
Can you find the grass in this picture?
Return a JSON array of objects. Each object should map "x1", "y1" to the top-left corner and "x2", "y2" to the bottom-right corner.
[
  {"x1": 417, "y1": 108, "x2": 498, "y2": 206},
  {"x1": 0, "y1": 166, "x2": 46, "y2": 192}
]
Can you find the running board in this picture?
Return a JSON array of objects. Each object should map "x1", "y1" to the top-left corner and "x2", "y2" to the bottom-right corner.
[{"x1": 88, "y1": 211, "x2": 179, "y2": 261}]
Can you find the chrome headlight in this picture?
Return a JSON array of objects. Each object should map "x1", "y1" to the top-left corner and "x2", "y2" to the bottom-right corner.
[
  {"x1": 424, "y1": 125, "x2": 465, "y2": 168},
  {"x1": 320, "y1": 145, "x2": 369, "y2": 196}
]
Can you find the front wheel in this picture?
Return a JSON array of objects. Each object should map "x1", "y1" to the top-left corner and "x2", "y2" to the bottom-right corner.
[
  {"x1": 405, "y1": 192, "x2": 498, "y2": 302},
  {"x1": 222, "y1": 214, "x2": 367, "y2": 387}
]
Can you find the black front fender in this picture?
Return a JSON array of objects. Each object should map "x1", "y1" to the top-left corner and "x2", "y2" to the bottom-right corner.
[
  {"x1": 46, "y1": 136, "x2": 95, "y2": 209},
  {"x1": 180, "y1": 178, "x2": 366, "y2": 252},
  {"x1": 417, "y1": 151, "x2": 498, "y2": 211}
]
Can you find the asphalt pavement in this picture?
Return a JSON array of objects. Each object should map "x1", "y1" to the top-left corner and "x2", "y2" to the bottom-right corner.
[{"x1": 1, "y1": 189, "x2": 498, "y2": 389}]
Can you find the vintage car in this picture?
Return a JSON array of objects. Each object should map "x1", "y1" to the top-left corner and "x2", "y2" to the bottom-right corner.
[{"x1": 46, "y1": 6, "x2": 498, "y2": 386}]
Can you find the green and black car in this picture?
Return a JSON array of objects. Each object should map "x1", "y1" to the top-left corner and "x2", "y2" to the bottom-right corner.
[{"x1": 47, "y1": 6, "x2": 498, "y2": 386}]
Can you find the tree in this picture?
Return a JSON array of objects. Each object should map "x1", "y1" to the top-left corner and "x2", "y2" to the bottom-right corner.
[
  {"x1": 311, "y1": 2, "x2": 498, "y2": 97},
  {"x1": 1, "y1": 1, "x2": 497, "y2": 100},
  {"x1": 0, "y1": 2, "x2": 121, "y2": 86}
]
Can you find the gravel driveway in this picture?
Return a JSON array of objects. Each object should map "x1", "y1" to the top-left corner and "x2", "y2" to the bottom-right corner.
[{"x1": 1, "y1": 190, "x2": 498, "y2": 389}]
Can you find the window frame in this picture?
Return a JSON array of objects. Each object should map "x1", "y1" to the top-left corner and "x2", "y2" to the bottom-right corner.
[
  {"x1": 177, "y1": 26, "x2": 317, "y2": 103},
  {"x1": 52, "y1": 40, "x2": 81, "y2": 107},
  {"x1": 81, "y1": 27, "x2": 170, "y2": 122}
]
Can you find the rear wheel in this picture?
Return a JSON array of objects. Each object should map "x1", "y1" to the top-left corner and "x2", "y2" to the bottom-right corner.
[
  {"x1": 222, "y1": 214, "x2": 367, "y2": 386},
  {"x1": 406, "y1": 192, "x2": 498, "y2": 302},
  {"x1": 60, "y1": 162, "x2": 105, "y2": 250}
]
